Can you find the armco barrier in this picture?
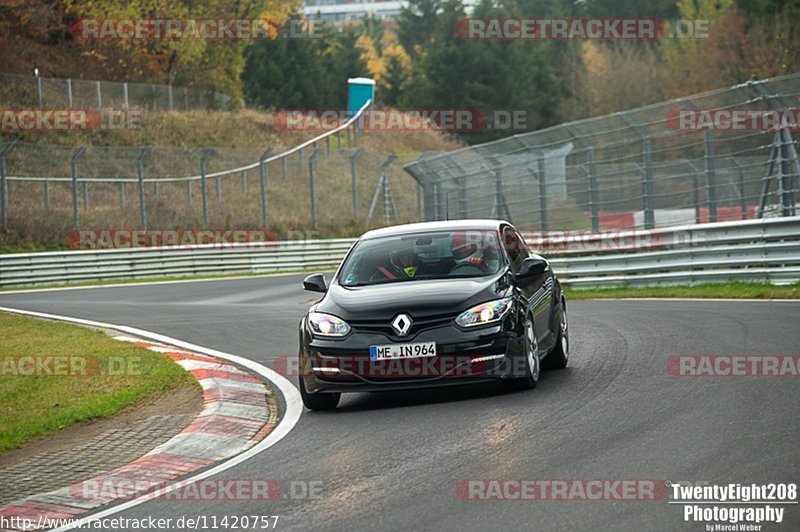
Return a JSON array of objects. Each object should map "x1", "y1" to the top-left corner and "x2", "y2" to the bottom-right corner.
[{"x1": 0, "y1": 217, "x2": 799, "y2": 288}]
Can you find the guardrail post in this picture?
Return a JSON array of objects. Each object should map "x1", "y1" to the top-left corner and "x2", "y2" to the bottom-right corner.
[
  {"x1": 37, "y1": 76, "x2": 43, "y2": 107},
  {"x1": 119, "y1": 181, "x2": 125, "y2": 207},
  {"x1": 70, "y1": 147, "x2": 87, "y2": 228},
  {"x1": 96, "y1": 80, "x2": 102, "y2": 109},
  {"x1": 259, "y1": 148, "x2": 272, "y2": 227},
  {"x1": 200, "y1": 149, "x2": 213, "y2": 229},
  {"x1": 417, "y1": 183, "x2": 422, "y2": 220},
  {"x1": 168, "y1": 85, "x2": 174, "y2": 111},
  {"x1": 704, "y1": 129, "x2": 717, "y2": 223},
  {"x1": 537, "y1": 157, "x2": 548, "y2": 232},
  {"x1": 308, "y1": 148, "x2": 321, "y2": 228},
  {"x1": 241, "y1": 170, "x2": 247, "y2": 194},
  {"x1": 215, "y1": 174, "x2": 222, "y2": 201},
  {"x1": 67, "y1": 78, "x2": 73, "y2": 108},
  {"x1": 587, "y1": 147, "x2": 599, "y2": 233},
  {"x1": 643, "y1": 137, "x2": 655, "y2": 229},
  {"x1": 299, "y1": 147, "x2": 304, "y2": 169},
  {"x1": 0, "y1": 141, "x2": 17, "y2": 230},
  {"x1": 281, "y1": 156, "x2": 287, "y2": 179},
  {"x1": 350, "y1": 148, "x2": 364, "y2": 218},
  {"x1": 123, "y1": 82, "x2": 129, "y2": 107},
  {"x1": 136, "y1": 147, "x2": 151, "y2": 228},
  {"x1": 44, "y1": 180, "x2": 50, "y2": 210}
]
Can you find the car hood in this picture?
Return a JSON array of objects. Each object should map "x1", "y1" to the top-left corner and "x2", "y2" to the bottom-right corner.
[{"x1": 315, "y1": 272, "x2": 511, "y2": 320}]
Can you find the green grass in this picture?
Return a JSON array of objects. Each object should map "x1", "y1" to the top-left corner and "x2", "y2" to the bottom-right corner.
[
  {"x1": 0, "y1": 312, "x2": 197, "y2": 452},
  {"x1": 565, "y1": 282, "x2": 800, "y2": 300}
]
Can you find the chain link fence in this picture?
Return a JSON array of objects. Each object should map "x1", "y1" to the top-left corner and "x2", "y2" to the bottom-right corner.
[
  {"x1": 404, "y1": 73, "x2": 800, "y2": 232},
  {"x1": 0, "y1": 73, "x2": 233, "y2": 111},
  {"x1": 0, "y1": 114, "x2": 424, "y2": 244}
]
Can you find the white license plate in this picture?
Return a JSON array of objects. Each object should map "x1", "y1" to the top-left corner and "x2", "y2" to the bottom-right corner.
[{"x1": 370, "y1": 341, "x2": 437, "y2": 361}]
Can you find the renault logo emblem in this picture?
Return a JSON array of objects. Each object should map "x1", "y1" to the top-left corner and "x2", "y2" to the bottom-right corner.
[{"x1": 392, "y1": 314, "x2": 412, "y2": 337}]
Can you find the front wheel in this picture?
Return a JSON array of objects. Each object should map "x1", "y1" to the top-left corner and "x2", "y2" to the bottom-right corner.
[
  {"x1": 542, "y1": 297, "x2": 569, "y2": 370},
  {"x1": 299, "y1": 374, "x2": 340, "y2": 410},
  {"x1": 505, "y1": 317, "x2": 539, "y2": 390}
]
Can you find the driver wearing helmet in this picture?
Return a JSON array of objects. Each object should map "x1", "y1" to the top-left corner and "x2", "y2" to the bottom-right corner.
[
  {"x1": 449, "y1": 231, "x2": 499, "y2": 273},
  {"x1": 372, "y1": 245, "x2": 418, "y2": 281}
]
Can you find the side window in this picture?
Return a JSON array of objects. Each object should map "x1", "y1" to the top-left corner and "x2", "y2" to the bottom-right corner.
[{"x1": 503, "y1": 228, "x2": 528, "y2": 273}]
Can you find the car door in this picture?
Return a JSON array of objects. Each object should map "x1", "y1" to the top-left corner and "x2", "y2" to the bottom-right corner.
[{"x1": 503, "y1": 227, "x2": 553, "y2": 342}]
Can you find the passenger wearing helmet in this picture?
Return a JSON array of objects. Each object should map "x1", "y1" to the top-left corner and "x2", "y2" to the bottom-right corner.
[
  {"x1": 449, "y1": 231, "x2": 499, "y2": 274},
  {"x1": 371, "y1": 244, "x2": 419, "y2": 281}
]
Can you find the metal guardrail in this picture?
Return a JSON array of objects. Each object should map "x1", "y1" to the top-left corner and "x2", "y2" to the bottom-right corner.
[{"x1": 0, "y1": 217, "x2": 798, "y2": 288}]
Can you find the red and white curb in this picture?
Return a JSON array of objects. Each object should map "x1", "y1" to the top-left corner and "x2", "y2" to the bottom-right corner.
[{"x1": 0, "y1": 306, "x2": 302, "y2": 532}]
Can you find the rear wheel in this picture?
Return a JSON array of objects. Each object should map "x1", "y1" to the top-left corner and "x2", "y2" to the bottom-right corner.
[
  {"x1": 543, "y1": 297, "x2": 569, "y2": 370},
  {"x1": 299, "y1": 374, "x2": 340, "y2": 410}
]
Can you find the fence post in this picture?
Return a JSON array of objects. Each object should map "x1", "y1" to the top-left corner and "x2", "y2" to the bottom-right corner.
[
  {"x1": 729, "y1": 158, "x2": 747, "y2": 220},
  {"x1": 382, "y1": 154, "x2": 397, "y2": 225},
  {"x1": 281, "y1": 156, "x2": 287, "y2": 179},
  {"x1": 350, "y1": 147, "x2": 364, "y2": 218},
  {"x1": 70, "y1": 147, "x2": 87, "y2": 229},
  {"x1": 780, "y1": 127, "x2": 799, "y2": 217},
  {"x1": 259, "y1": 148, "x2": 272, "y2": 227},
  {"x1": 83, "y1": 181, "x2": 89, "y2": 210},
  {"x1": 67, "y1": 78, "x2": 73, "y2": 108},
  {"x1": 215, "y1": 174, "x2": 222, "y2": 201},
  {"x1": 325, "y1": 135, "x2": 331, "y2": 157},
  {"x1": 123, "y1": 82, "x2": 129, "y2": 107},
  {"x1": 0, "y1": 141, "x2": 18, "y2": 230},
  {"x1": 686, "y1": 159, "x2": 701, "y2": 224},
  {"x1": 136, "y1": 148, "x2": 151, "y2": 228},
  {"x1": 587, "y1": 147, "x2": 599, "y2": 233},
  {"x1": 642, "y1": 137, "x2": 655, "y2": 229},
  {"x1": 241, "y1": 170, "x2": 247, "y2": 194},
  {"x1": 200, "y1": 149, "x2": 213, "y2": 229},
  {"x1": 168, "y1": 85, "x2": 174, "y2": 111},
  {"x1": 308, "y1": 148, "x2": 321, "y2": 228},
  {"x1": 36, "y1": 75, "x2": 43, "y2": 107},
  {"x1": 336, "y1": 130, "x2": 342, "y2": 152},
  {"x1": 44, "y1": 180, "x2": 50, "y2": 210},
  {"x1": 96, "y1": 80, "x2": 102, "y2": 109},
  {"x1": 119, "y1": 181, "x2": 125, "y2": 207},
  {"x1": 417, "y1": 183, "x2": 422, "y2": 220},
  {"x1": 537, "y1": 157, "x2": 548, "y2": 232},
  {"x1": 704, "y1": 129, "x2": 717, "y2": 223}
]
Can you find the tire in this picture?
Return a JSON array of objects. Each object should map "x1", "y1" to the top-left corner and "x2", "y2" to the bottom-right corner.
[
  {"x1": 542, "y1": 297, "x2": 569, "y2": 370},
  {"x1": 299, "y1": 375, "x2": 340, "y2": 410},
  {"x1": 505, "y1": 316, "x2": 539, "y2": 390}
]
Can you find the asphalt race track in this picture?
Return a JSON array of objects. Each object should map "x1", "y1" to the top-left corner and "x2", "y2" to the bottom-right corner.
[{"x1": 1, "y1": 275, "x2": 798, "y2": 531}]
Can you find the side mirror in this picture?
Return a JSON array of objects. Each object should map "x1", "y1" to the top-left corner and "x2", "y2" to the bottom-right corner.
[
  {"x1": 517, "y1": 257, "x2": 548, "y2": 278},
  {"x1": 303, "y1": 273, "x2": 328, "y2": 293}
]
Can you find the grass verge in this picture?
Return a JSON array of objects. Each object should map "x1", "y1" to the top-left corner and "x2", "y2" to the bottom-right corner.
[
  {"x1": 565, "y1": 282, "x2": 800, "y2": 300},
  {"x1": 0, "y1": 312, "x2": 197, "y2": 452}
]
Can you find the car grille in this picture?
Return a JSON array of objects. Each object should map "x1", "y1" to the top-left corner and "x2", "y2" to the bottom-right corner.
[{"x1": 348, "y1": 312, "x2": 458, "y2": 338}]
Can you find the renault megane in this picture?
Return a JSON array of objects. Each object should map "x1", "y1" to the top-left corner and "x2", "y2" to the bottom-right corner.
[{"x1": 297, "y1": 219, "x2": 569, "y2": 410}]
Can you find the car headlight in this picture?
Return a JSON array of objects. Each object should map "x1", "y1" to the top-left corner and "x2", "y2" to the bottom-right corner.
[
  {"x1": 455, "y1": 298, "x2": 512, "y2": 327},
  {"x1": 308, "y1": 312, "x2": 351, "y2": 337}
]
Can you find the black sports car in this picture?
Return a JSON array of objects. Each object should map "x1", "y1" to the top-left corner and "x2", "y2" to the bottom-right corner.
[{"x1": 297, "y1": 220, "x2": 569, "y2": 410}]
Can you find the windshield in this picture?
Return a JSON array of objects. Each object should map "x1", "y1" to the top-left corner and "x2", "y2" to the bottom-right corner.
[{"x1": 338, "y1": 230, "x2": 504, "y2": 287}]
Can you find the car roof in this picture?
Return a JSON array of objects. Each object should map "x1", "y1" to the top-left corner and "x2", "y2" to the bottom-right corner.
[{"x1": 360, "y1": 219, "x2": 511, "y2": 240}]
